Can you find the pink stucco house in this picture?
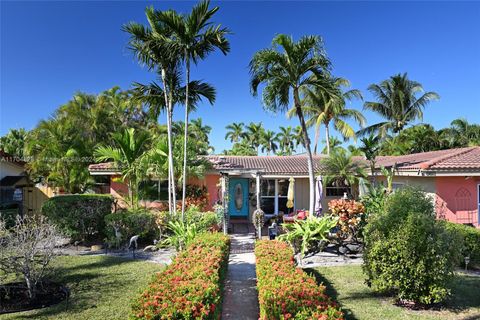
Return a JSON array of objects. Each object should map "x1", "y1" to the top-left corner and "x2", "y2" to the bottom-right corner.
[{"x1": 88, "y1": 146, "x2": 480, "y2": 228}]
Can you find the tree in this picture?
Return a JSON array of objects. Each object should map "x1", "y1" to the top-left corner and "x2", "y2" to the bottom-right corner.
[
  {"x1": 157, "y1": 0, "x2": 230, "y2": 219},
  {"x1": 245, "y1": 122, "x2": 265, "y2": 154},
  {"x1": 261, "y1": 130, "x2": 279, "y2": 155},
  {"x1": 293, "y1": 125, "x2": 304, "y2": 152},
  {"x1": 95, "y1": 128, "x2": 150, "y2": 208},
  {"x1": 320, "y1": 136, "x2": 343, "y2": 154},
  {"x1": 223, "y1": 141, "x2": 257, "y2": 156},
  {"x1": 250, "y1": 34, "x2": 330, "y2": 214},
  {"x1": 299, "y1": 76, "x2": 365, "y2": 155},
  {"x1": 277, "y1": 126, "x2": 295, "y2": 155},
  {"x1": 358, "y1": 73, "x2": 439, "y2": 137},
  {"x1": 225, "y1": 122, "x2": 245, "y2": 143},
  {"x1": 359, "y1": 134, "x2": 381, "y2": 183},
  {"x1": 0, "y1": 128, "x2": 27, "y2": 158},
  {"x1": 319, "y1": 149, "x2": 367, "y2": 198}
]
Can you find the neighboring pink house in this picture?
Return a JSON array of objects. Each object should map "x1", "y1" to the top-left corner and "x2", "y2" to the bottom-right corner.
[{"x1": 88, "y1": 146, "x2": 480, "y2": 228}]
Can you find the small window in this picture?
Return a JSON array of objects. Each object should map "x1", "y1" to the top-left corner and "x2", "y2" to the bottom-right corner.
[
  {"x1": 392, "y1": 182, "x2": 405, "y2": 191},
  {"x1": 139, "y1": 180, "x2": 169, "y2": 201},
  {"x1": 325, "y1": 183, "x2": 351, "y2": 197}
]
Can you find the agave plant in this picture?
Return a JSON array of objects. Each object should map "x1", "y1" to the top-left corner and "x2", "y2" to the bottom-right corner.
[{"x1": 278, "y1": 215, "x2": 338, "y2": 262}]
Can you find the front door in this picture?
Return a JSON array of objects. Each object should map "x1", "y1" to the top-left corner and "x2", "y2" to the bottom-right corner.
[{"x1": 228, "y1": 178, "x2": 249, "y2": 217}]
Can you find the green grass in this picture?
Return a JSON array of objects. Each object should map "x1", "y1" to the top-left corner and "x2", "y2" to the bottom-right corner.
[
  {"x1": 308, "y1": 265, "x2": 480, "y2": 320},
  {"x1": 2, "y1": 255, "x2": 163, "y2": 320}
]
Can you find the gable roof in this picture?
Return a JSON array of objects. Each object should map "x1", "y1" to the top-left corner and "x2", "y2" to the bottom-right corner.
[{"x1": 375, "y1": 147, "x2": 480, "y2": 172}]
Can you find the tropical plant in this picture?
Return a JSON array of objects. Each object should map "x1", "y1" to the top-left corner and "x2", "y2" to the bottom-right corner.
[
  {"x1": 162, "y1": 219, "x2": 199, "y2": 251},
  {"x1": 225, "y1": 122, "x2": 245, "y2": 143},
  {"x1": 321, "y1": 136, "x2": 343, "y2": 154},
  {"x1": 359, "y1": 134, "x2": 381, "y2": 182},
  {"x1": 250, "y1": 34, "x2": 331, "y2": 214},
  {"x1": 0, "y1": 128, "x2": 28, "y2": 158},
  {"x1": 156, "y1": 0, "x2": 230, "y2": 220},
  {"x1": 319, "y1": 149, "x2": 367, "y2": 198},
  {"x1": 278, "y1": 215, "x2": 338, "y2": 259},
  {"x1": 261, "y1": 130, "x2": 279, "y2": 155},
  {"x1": 276, "y1": 126, "x2": 295, "y2": 155},
  {"x1": 245, "y1": 122, "x2": 265, "y2": 154},
  {"x1": 223, "y1": 141, "x2": 257, "y2": 156},
  {"x1": 95, "y1": 128, "x2": 150, "y2": 207},
  {"x1": 298, "y1": 76, "x2": 364, "y2": 155},
  {"x1": 358, "y1": 73, "x2": 439, "y2": 137}
]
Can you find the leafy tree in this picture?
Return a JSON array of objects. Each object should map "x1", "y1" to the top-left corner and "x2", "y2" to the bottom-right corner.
[
  {"x1": 157, "y1": 0, "x2": 230, "y2": 219},
  {"x1": 358, "y1": 73, "x2": 439, "y2": 137},
  {"x1": 299, "y1": 76, "x2": 364, "y2": 155},
  {"x1": 0, "y1": 128, "x2": 27, "y2": 158},
  {"x1": 261, "y1": 130, "x2": 279, "y2": 155},
  {"x1": 225, "y1": 122, "x2": 245, "y2": 143},
  {"x1": 250, "y1": 34, "x2": 330, "y2": 214},
  {"x1": 319, "y1": 149, "x2": 367, "y2": 198},
  {"x1": 223, "y1": 141, "x2": 257, "y2": 156}
]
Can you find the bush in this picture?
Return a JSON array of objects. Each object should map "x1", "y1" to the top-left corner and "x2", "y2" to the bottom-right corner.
[
  {"x1": 104, "y1": 208, "x2": 158, "y2": 246},
  {"x1": 363, "y1": 187, "x2": 461, "y2": 305},
  {"x1": 131, "y1": 232, "x2": 230, "y2": 319},
  {"x1": 185, "y1": 206, "x2": 221, "y2": 232},
  {"x1": 255, "y1": 240, "x2": 343, "y2": 320},
  {"x1": 443, "y1": 221, "x2": 480, "y2": 269},
  {"x1": 42, "y1": 194, "x2": 113, "y2": 242},
  {"x1": 328, "y1": 199, "x2": 364, "y2": 240}
]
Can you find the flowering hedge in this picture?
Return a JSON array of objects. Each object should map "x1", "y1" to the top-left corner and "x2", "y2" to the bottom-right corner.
[
  {"x1": 131, "y1": 232, "x2": 230, "y2": 319},
  {"x1": 328, "y1": 199, "x2": 364, "y2": 239},
  {"x1": 255, "y1": 240, "x2": 344, "y2": 320}
]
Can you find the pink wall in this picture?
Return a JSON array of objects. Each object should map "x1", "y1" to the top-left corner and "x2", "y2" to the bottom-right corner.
[
  {"x1": 436, "y1": 176, "x2": 479, "y2": 227},
  {"x1": 110, "y1": 176, "x2": 129, "y2": 197},
  {"x1": 189, "y1": 174, "x2": 221, "y2": 211}
]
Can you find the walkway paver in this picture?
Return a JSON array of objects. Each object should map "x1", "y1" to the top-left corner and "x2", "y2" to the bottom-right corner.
[{"x1": 222, "y1": 233, "x2": 259, "y2": 320}]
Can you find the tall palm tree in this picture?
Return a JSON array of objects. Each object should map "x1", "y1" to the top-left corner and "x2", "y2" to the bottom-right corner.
[
  {"x1": 359, "y1": 134, "x2": 381, "y2": 183},
  {"x1": 225, "y1": 122, "x2": 245, "y2": 143},
  {"x1": 245, "y1": 122, "x2": 265, "y2": 154},
  {"x1": 277, "y1": 126, "x2": 295, "y2": 155},
  {"x1": 95, "y1": 128, "x2": 150, "y2": 208},
  {"x1": 261, "y1": 130, "x2": 279, "y2": 155},
  {"x1": 293, "y1": 125, "x2": 304, "y2": 152},
  {"x1": 190, "y1": 118, "x2": 212, "y2": 142},
  {"x1": 250, "y1": 34, "x2": 330, "y2": 215},
  {"x1": 299, "y1": 76, "x2": 365, "y2": 155},
  {"x1": 321, "y1": 136, "x2": 342, "y2": 154},
  {"x1": 157, "y1": 0, "x2": 230, "y2": 219},
  {"x1": 358, "y1": 73, "x2": 439, "y2": 137},
  {"x1": 123, "y1": 7, "x2": 180, "y2": 215}
]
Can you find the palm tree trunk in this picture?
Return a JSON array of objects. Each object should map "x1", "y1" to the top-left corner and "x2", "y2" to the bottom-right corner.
[
  {"x1": 168, "y1": 96, "x2": 177, "y2": 216},
  {"x1": 294, "y1": 89, "x2": 315, "y2": 216},
  {"x1": 313, "y1": 125, "x2": 320, "y2": 155},
  {"x1": 325, "y1": 124, "x2": 330, "y2": 155},
  {"x1": 161, "y1": 68, "x2": 174, "y2": 216},
  {"x1": 181, "y1": 55, "x2": 190, "y2": 221}
]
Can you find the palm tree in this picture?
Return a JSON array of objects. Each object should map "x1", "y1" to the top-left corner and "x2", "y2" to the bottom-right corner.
[
  {"x1": 319, "y1": 149, "x2": 367, "y2": 198},
  {"x1": 123, "y1": 7, "x2": 180, "y2": 215},
  {"x1": 250, "y1": 34, "x2": 330, "y2": 215},
  {"x1": 277, "y1": 126, "x2": 295, "y2": 155},
  {"x1": 95, "y1": 128, "x2": 150, "y2": 207},
  {"x1": 0, "y1": 128, "x2": 28, "y2": 158},
  {"x1": 261, "y1": 130, "x2": 279, "y2": 155},
  {"x1": 190, "y1": 118, "x2": 212, "y2": 142},
  {"x1": 293, "y1": 125, "x2": 304, "y2": 152},
  {"x1": 245, "y1": 122, "x2": 265, "y2": 154},
  {"x1": 225, "y1": 122, "x2": 245, "y2": 143},
  {"x1": 358, "y1": 73, "x2": 439, "y2": 137},
  {"x1": 359, "y1": 134, "x2": 381, "y2": 183},
  {"x1": 321, "y1": 136, "x2": 342, "y2": 154},
  {"x1": 299, "y1": 76, "x2": 365, "y2": 155},
  {"x1": 157, "y1": 0, "x2": 230, "y2": 219}
]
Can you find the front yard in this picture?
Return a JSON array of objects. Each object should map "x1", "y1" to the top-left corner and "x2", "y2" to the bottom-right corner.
[
  {"x1": 309, "y1": 265, "x2": 480, "y2": 320},
  {"x1": 2, "y1": 255, "x2": 163, "y2": 320}
]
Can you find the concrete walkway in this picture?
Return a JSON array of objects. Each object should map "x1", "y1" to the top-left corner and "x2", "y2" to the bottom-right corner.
[{"x1": 221, "y1": 233, "x2": 259, "y2": 320}]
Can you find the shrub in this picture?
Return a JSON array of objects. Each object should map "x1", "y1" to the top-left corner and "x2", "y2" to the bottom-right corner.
[
  {"x1": 328, "y1": 199, "x2": 364, "y2": 240},
  {"x1": 104, "y1": 208, "x2": 158, "y2": 246},
  {"x1": 255, "y1": 240, "x2": 343, "y2": 320},
  {"x1": 0, "y1": 215, "x2": 59, "y2": 300},
  {"x1": 278, "y1": 216, "x2": 338, "y2": 259},
  {"x1": 42, "y1": 194, "x2": 113, "y2": 242},
  {"x1": 184, "y1": 185, "x2": 210, "y2": 211},
  {"x1": 363, "y1": 187, "x2": 461, "y2": 305},
  {"x1": 161, "y1": 219, "x2": 199, "y2": 251},
  {"x1": 131, "y1": 232, "x2": 230, "y2": 319},
  {"x1": 443, "y1": 221, "x2": 480, "y2": 269},
  {"x1": 185, "y1": 206, "x2": 221, "y2": 232}
]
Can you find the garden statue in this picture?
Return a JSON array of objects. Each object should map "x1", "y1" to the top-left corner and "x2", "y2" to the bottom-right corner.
[{"x1": 129, "y1": 235, "x2": 139, "y2": 258}]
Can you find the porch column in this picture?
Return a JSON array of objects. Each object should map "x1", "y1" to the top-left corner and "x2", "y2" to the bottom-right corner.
[
  {"x1": 221, "y1": 173, "x2": 229, "y2": 235},
  {"x1": 256, "y1": 172, "x2": 261, "y2": 210}
]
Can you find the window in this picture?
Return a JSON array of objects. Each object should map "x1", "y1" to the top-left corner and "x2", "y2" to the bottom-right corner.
[
  {"x1": 325, "y1": 183, "x2": 351, "y2": 197},
  {"x1": 277, "y1": 179, "x2": 290, "y2": 214},
  {"x1": 139, "y1": 180, "x2": 169, "y2": 201},
  {"x1": 260, "y1": 179, "x2": 293, "y2": 214}
]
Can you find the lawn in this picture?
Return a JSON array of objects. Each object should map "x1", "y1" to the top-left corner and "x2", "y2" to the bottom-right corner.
[
  {"x1": 2, "y1": 255, "x2": 163, "y2": 320},
  {"x1": 308, "y1": 265, "x2": 480, "y2": 320}
]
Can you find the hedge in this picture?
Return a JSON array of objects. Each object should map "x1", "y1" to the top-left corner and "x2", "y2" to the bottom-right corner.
[
  {"x1": 104, "y1": 208, "x2": 158, "y2": 246},
  {"x1": 255, "y1": 240, "x2": 343, "y2": 320},
  {"x1": 444, "y1": 221, "x2": 480, "y2": 269},
  {"x1": 41, "y1": 194, "x2": 113, "y2": 242},
  {"x1": 131, "y1": 232, "x2": 230, "y2": 319}
]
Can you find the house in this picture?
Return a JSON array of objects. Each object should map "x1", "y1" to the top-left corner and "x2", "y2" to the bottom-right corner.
[
  {"x1": 0, "y1": 150, "x2": 51, "y2": 214},
  {"x1": 88, "y1": 146, "x2": 480, "y2": 228}
]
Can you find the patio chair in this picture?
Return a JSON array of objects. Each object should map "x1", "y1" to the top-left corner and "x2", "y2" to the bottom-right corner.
[{"x1": 283, "y1": 209, "x2": 308, "y2": 223}]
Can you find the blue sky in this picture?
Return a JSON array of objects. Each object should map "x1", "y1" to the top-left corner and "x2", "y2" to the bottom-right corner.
[{"x1": 1, "y1": 1, "x2": 479, "y2": 153}]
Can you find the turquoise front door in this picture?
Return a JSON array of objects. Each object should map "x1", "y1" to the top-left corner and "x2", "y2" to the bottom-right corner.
[{"x1": 228, "y1": 178, "x2": 249, "y2": 217}]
